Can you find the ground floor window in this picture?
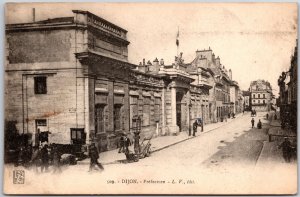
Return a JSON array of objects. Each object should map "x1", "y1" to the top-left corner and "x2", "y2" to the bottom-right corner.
[
  {"x1": 114, "y1": 104, "x2": 122, "y2": 131},
  {"x1": 154, "y1": 97, "x2": 161, "y2": 122},
  {"x1": 95, "y1": 104, "x2": 105, "y2": 134},
  {"x1": 143, "y1": 97, "x2": 151, "y2": 126},
  {"x1": 130, "y1": 96, "x2": 138, "y2": 128},
  {"x1": 70, "y1": 128, "x2": 86, "y2": 145}
]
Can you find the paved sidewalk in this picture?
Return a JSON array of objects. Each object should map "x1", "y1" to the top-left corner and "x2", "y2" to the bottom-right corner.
[
  {"x1": 255, "y1": 111, "x2": 297, "y2": 169},
  {"x1": 78, "y1": 113, "x2": 245, "y2": 165}
]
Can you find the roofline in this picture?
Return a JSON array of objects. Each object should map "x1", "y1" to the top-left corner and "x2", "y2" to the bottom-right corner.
[{"x1": 72, "y1": 10, "x2": 128, "y2": 33}]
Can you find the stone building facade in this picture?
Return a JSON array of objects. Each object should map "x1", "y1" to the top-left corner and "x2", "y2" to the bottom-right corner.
[
  {"x1": 187, "y1": 48, "x2": 240, "y2": 122},
  {"x1": 5, "y1": 10, "x2": 243, "y2": 152},
  {"x1": 249, "y1": 80, "x2": 273, "y2": 112},
  {"x1": 278, "y1": 40, "x2": 297, "y2": 130}
]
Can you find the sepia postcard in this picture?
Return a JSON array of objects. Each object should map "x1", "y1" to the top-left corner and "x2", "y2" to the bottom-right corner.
[{"x1": 3, "y1": 2, "x2": 298, "y2": 195}]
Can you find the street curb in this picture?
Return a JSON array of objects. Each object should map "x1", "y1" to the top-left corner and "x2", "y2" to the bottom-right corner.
[
  {"x1": 150, "y1": 114, "x2": 243, "y2": 154},
  {"x1": 254, "y1": 141, "x2": 268, "y2": 169}
]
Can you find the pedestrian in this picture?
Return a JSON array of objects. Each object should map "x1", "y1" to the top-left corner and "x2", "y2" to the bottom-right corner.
[
  {"x1": 88, "y1": 143, "x2": 104, "y2": 172},
  {"x1": 192, "y1": 120, "x2": 198, "y2": 136},
  {"x1": 52, "y1": 147, "x2": 62, "y2": 173},
  {"x1": 251, "y1": 118, "x2": 255, "y2": 128},
  {"x1": 274, "y1": 114, "x2": 278, "y2": 120},
  {"x1": 257, "y1": 119, "x2": 262, "y2": 129},
  {"x1": 278, "y1": 137, "x2": 294, "y2": 163},
  {"x1": 40, "y1": 144, "x2": 49, "y2": 173},
  {"x1": 118, "y1": 134, "x2": 125, "y2": 153},
  {"x1": 266, "y1": 113, "x2": 269, "y2": 120},
  {"x1": 133, "y1": 132, "x2": 141, "y2": 154},
  {"x1": 30, "y1": 146, "x2": 41, "y2": 173},
  {"x1": 124, "y1": 134, "x2": 132, "y2": 152}
]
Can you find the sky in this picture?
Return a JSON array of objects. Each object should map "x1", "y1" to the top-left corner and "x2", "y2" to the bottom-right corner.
[{"x1": 5, "y1": 3, "x2": 298, "y2": 95}]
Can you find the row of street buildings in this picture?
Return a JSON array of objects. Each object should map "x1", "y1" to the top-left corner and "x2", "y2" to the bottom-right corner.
[
  {"x1": 5, "y1": 10, "x2": 244, "y2": 152},
  {"x1": 277, "y1": 40, "x2": 297, "y2": 130}
]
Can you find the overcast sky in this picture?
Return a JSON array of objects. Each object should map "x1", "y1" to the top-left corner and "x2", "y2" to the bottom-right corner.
[{"x1": 6, "y1": 3, "x2": 298, "y2": 94}]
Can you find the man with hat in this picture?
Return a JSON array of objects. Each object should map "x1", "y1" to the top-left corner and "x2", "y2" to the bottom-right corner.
[
  {"x1": 88, "y1": 143, "x2": 104, "y2": 172},
  {"x1": 278, "y1": 137, "x2": 294, "y2": 163},
  {"x1": 118, "y1": 133, "x2": 126, "y2": 153}
]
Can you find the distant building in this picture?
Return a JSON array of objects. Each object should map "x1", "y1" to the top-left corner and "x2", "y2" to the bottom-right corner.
[
  {"x1": 249, "y1": 80, "x2": 273, "y2": 111},
  {"x1": 242, "y1": 91, "x2": 251, "y2": 111}
]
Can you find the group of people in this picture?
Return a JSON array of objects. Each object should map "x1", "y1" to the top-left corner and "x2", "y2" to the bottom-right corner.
[
  {"x1": 251, "y1": 118, "x2": 262, "y2": 129},
  {"x1": 17, "y1": 143, "x2": 62, "y2": 173},
  {"x1": 118, "y1": 132, "x2": 141, "y2": 154}
]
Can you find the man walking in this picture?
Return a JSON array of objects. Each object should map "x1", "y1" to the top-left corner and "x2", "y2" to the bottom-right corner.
[
  {"x1": 192, "y1": 120, "x2": 198, "y2": 136},
  {"x1": 40, "y1": 144, "x2": 49, "y2": 173},
  {"x1": 118, "y1": 134, "x2": 125, "y2": 153},
  {"x1": 278, "y1": 137, "x2": 294, "y2": 163},
  {"x1": 133, "y1": 132, "x2": 140, "y2": 154},
  {"x1": 124, "y1": 134, "x2": 132, "y2": 153},
  {"x1": 88, "y1": 143, "x2": 104, "y2": 172},
  {"x1": 251, "y1": 118, "x2": 255, "y2": 128}
]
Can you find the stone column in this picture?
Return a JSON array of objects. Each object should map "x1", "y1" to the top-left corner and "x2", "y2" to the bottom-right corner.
[
  {"x1": 84, "y1": 76, "x2": 90, "y2": 143},
  {"x1": 186, "y1": 90, "x2": 191, "y2": 135},
  {"x1": 169, "y1": 87, "x2": 179, "y2": 134},
  {"x1": 161, "y1": 87, "x2": 166, "y2": 135}
]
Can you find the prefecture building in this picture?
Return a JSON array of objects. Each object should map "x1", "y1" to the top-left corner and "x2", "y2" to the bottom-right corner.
[
  {"x1": 5, "y1": 10, "x2": 242, "y2": 152},
  {"x1": 249, "y1": 80, "x2": 273, "y2": 112}
]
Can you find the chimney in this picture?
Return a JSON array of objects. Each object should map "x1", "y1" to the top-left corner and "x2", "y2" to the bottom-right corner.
[
  {"x1": 215, "y1": 56, "x2": 220, "y2": 67},
  {"x1": 32, "y1": 8, "x2": 36, "y2": 22},
  {"x1": 229, "y1": 69, "x2": 232, "y2": 80},
  {"x1": 160, "y1": 58, "x2": 164, "y2": 66},
  {"x1": 143, "y1": 58, "x2": 145, "y2": 66},
  {"x1": 153, "y1": 57, "x2": 159, "y2": 72}
]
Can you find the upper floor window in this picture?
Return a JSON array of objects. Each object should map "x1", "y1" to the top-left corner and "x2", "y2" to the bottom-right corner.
[
  {"x1": 263, "y1": 94, "x2": 265, "y2": 98},
  {"x1": 34, "y1": 76, "x2": 47, "y2": 94},
  {"x1": 253, "y1": 94, "x2": 255, "y2": 98},
  {"x1": 258, "y1": 94, "x2": 260, "y2": 98}
]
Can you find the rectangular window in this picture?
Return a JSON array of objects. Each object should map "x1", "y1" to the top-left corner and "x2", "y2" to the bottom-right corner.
[
  {"x1": 114, "y1": 105, "x2": 122, "y2": 131},
  {"x1": 70, "y1": 128, "x2": 86, "y2": 145},
  {"x1": 34, "y1": 76, "x2": 47, "y2": 94},
  {"x1": 253, "y1": 94, "x2": 255, "y2": 98},
  {"x1": 263, "y1": 94, "x2": 265, "y2": 98},
  {"x1": 154, "y1": 97, "x2": 161, "y2": 122},
  {"x1": 258, "y1": 100, "x2": 260, "y2": 103},
  {"x1": 143, "y1": 97, "x2": 151, "y2": 126},
  {"x1": 130, "y1": 96, "x2": 138, "y2": 128},
  {"x1": 263, "y1": 100, "x2": 265, "y2": 104},
  {"x1": 258, "y1": 94, "x2": 260, "y2": 98},
  {"x1": 36, "y1": 119, "x2": 47, "y2": 126},
  {"x1": 95, "y1": 104, "x2": 105, "y2": 133}
]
